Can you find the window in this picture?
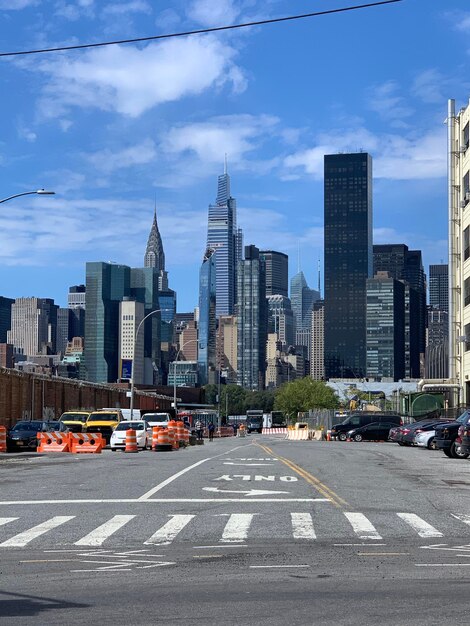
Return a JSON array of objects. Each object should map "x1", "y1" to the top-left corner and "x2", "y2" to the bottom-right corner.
[
  {"x1": 465, "y1": 227, "x2": 470, "y2": 261},
  {"x1": 465, "y1": 324, "x2": 470, "y2": 352},
  {"x1": 465, "y1": 278, "x2": 470, "y2": 307}
]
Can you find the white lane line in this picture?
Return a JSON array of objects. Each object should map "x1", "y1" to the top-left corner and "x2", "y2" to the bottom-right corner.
[
  {"x1": 138, "y1": 459, "x2": 209, "y2": 500},
  {"x1": 144, "y1": 515, "x2": 194, "y2": 545},
  {"x1": 74, "y1": 515, "x2": 136, "y2": 546},
  {"x1": 397, "y1": 513, "x2": 443, "y2": 538},
  {"x1": 344, "y1": 513, "x2": 382, "y2": 540},
  {"x1": 415, "y1": 564, "x2": 470, "y2": 567},
  {"x1": 221, "y1": 514, "x2": 255, "y2": 543},
  {"x1": 249, "y1": 565, "x2": 310, "y2": 569},
  {"x1": 0, "y1": 518, "x2": 18, "y2": 527},
  {"x1": 193, "y1": 545, "x2": 248, "y2": 549},
  {"x1": 0, "y1": 516, "x2": 75, "y2": 547},
  {"x1": 291, "y1": 512, "x2": 316, "y2": 540},
  {"x1": 0, "y1": 498, "x2": 323, "y2": 504},
  {"x1": 452, "y1": 514, "x2": 470, "y2": 526}
]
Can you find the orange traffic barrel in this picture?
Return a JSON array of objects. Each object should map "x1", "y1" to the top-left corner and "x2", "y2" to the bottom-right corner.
[
  {"x1": 0, "y1": 426, "x2": 7, "y2": 453},
  {"x1": 125, "y1": 429, "x2": 139, "y2": 453},
  {"x1": 155, "y1": 428, "x2": 172, "y2": 452},
  {"x1": 176, "y1": 421, "x2": 185, "y2": 446},
  {"x1": 151, "y1": 426, "x2": 161, "y2": 451}
]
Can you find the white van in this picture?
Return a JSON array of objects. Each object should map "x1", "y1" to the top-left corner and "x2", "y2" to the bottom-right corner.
[{"x1": 143, "y1": 412, "x2": 172, "y2": 428}]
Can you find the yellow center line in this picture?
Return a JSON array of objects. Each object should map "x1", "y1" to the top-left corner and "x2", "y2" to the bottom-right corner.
[{"x1": 256, "y1": 442, "x2": 349, "y2": 508}]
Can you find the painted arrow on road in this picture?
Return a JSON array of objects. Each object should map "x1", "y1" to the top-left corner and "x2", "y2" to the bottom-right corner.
[
  {"x1": 203, "y1": 487, "x2": 289, "y2": 497},
  {"x1": 420, "y1": 543, "x2": 470, "y2": 552}
]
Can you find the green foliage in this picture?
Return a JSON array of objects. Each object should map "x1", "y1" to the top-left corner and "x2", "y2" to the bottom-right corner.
[
  {"x1": 244, "y1": 390, "x2": 275, "y2": 413},
  {"x1": 274, "y1": 377, "x2": 339, "y2": 419},
  {"x1": 221, "y1": 385, "x2": 247, "y2": 417}
]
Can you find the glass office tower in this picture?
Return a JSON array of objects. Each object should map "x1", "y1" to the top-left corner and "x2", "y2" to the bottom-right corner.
[
  {"x1": 198, "y1": 248, "x2": 217, "y2": 385},
  {"x1": 324, "y1": 152, "x2": 373, "y2": 378}
]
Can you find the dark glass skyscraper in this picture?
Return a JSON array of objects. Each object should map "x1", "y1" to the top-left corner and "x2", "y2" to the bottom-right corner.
[
  {"x1": 324, "y1": 152, "x2": 373, "y2": 378},
  {"x1": 0, "y1": 296, "x2": 14, "y2": 343},
  {"x1": 260, "y1": 250, "x2": 288, "y2": 297},
  {"x1": 198, "y1": 248, "x2": 217, "y2": 385},
  {"x1": 236, "y1": 245, "x2": 267, "y2": 390},
  {"x1": 429, "y1": 264, "x2": 449, "y2": 311}
]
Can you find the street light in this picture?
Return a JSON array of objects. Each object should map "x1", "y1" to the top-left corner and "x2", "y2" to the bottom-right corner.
[
  {"x1": 129, "y1": 308, "x2": 169, "y2": 419},
  {"x1": 0, "y1": 189, "x2": 55, "y2": 204},
  {"x1": 172, "y1": 339, "x2": 198, "y2": 418}
]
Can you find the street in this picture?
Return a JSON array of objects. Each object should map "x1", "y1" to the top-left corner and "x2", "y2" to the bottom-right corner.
[{"x1": 1, "y1": 435, "x2": 470, "y2": 625}]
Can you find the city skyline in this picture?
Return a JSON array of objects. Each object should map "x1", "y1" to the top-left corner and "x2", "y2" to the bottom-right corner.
[{"x1": 0, "y1": 1, "x2": 469, "y2": 311}]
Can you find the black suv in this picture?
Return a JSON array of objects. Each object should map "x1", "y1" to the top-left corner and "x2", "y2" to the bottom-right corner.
[
  {"x1": 7, "y1": 420, "x2": 67, "y2": 451},
  {"x1": 331, "y1": 413, "x2": 402, "y2": 441},
  {"x1": 458, "y1": 415, "x2": 470, "y2": 455},
  {"x1": 434, "y1": 411, "x2": 470, "y2": 459}
]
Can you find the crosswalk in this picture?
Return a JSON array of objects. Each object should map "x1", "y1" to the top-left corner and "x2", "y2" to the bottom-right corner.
[{"x1": 1, "y1": 511, "x2": 470, "y2": 548}]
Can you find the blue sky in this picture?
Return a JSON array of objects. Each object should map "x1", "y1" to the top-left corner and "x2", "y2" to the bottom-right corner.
[{"x1": 0, "y1": 0, "x2": 469, "y2": 311}]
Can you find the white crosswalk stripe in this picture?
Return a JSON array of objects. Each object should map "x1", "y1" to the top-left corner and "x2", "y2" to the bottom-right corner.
[
  {"x1": 1, "y1": 511, "x2": 470, "y2": 546},
  {"x1": 75, "y1": 515, "x2": 136, "y2": 546},
  {"x1": 291, "y1": 513, "x2": 316, "y2": 539},
  {"x1": 221, "y1": 514, "x2": 255, "y2": 543},
  {"x1": 343, "y1": 512, "x2": 382, "y2": 540},
  {"x1": 396, "y1": 513, "x2": 443, "y2": 538},
  {"x1": 144, "y1": 514, "x2": 195, "y2": 545},
  {"x1": 0, "y1": 516, "x2": 75, "y2": 547}
]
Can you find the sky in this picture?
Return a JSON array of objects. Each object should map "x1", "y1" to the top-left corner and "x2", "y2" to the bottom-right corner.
[{"x1": 0, "y1": 0, "x2": 469, "y2": 312}]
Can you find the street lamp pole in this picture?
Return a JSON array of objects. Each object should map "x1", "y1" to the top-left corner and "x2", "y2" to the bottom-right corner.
[
  {"x1": 130, "y1": 308, "x2": 168, "y2": 419},
  {"x1": 0, "y1": 189, "x2": 55, "y2": 204},
  {"x1": 172, "y1": 338, "x2": 198, "y2": 418}
]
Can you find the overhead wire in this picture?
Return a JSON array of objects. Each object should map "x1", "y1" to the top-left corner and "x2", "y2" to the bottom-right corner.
[{"x1": 0, "y1": 1, "x2": 403, "y2": 58}]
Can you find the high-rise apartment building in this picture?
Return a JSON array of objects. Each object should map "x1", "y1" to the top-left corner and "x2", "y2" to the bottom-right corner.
[
  {"x1": 237, "y1": 245, "x2": 267, "y2": 390},
  {"x1": 119, "y1": 298, "x2": 145, "y2": 384},
  {"x1": 216, "y1": 315, "x2": 238, "y2": 383},
  {"x1": 429, "y1": 264, "x2": 449, "y2": 311},
  {"x1": 7, "y1": 297, "x2": 54, "y2": 356},
  {"x1": 311, "y1": 300, "x2": 324, "y2": 381},
  {"x1": 366, "y1": 273, "x2": 405, "y2": 381},
  {"x1": 324, "y1": 152, "x2": 373, "y2": 378},
  {"x1": 198, "y1": 248, "x2": 217, "y2": 385},
  {"x1": 448, "y1": 98, "x2": 470, "y2": 400},
  {"x1": 260, "y1": 251, "x2": 288, "y2": 298},
  {"x1": 206, "y1": 165, "x2": 242, "y2": 317}
]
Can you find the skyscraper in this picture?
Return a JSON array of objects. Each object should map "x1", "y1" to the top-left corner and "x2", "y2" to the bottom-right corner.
[
  {"x1": 429, "y1": 264, "x2": 449, "y2": 311},
  {"x1": 266, "y1": 295, "x2": 294, "y2": 348},
  {"x1": 7, "y1": 298, "x2": 55, "y2": 356},
  {"x1": 206, "y1": 163, "x2": 242, "y2": 317},
  {"x1": 0, "y1": 296, "x2": 14, "y2": 343},
  {"x1": 237, "y1": 245, "x2": 267, "y2": 390},
  {"x1": 324, "y1": 152, "x2": 373, "y2": 378},
  {"x1": 260, "y1": 250, "x2": 288, "y2": 297},
  {"x1": 311, "y1": 300, "x2": 325, "y2": 381},
  {"x1": 198, "y1": 248, "x2": 217, "y2": 385},
  {"x1": 144, "y1": 204, "x2": 165, "y2": 271}
]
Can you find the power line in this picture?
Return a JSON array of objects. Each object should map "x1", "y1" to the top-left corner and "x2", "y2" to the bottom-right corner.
[{"x1": 0, "y1": 1, "x2": 403, "y2": 58}]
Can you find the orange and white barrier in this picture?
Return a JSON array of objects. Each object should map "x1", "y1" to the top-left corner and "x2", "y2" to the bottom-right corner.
[
  {"x1": 157, "y1": 429, "x2": 170, "y2": 447},
  {"x1": 125, "y1": 429, "x2": 138, "y2": 453},
  {"x1": 69, "y1": 432, "x2": 104, "y2": 454},
  {"x1": 151, "y1": 426, "x2": 162, "y2": 451},
  {"x1": 216, "y1": 427, "x2": 235, "y2": 437},
  {"x1": 0, "y1": 426, "x2": 7, "y2": 453},
  {"x1": 287, "y1": 430, "x2": 312, "y2": 441},
  {"x1": 262, "y1": 428, "x2": 288, "y2": 435},
  {"x1": 175, "y1": 421, "x2": 185, "y2": 445},
  {"x1": 37, "y1": 431, "x2": 70, "y2": 453}
]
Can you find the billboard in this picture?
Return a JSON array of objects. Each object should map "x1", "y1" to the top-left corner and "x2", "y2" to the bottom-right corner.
[{"x1": 121, "y1": 359, "x2": 133, "y2": 380}]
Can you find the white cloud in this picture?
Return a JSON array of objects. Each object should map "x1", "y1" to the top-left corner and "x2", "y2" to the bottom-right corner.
[
  {"x1": 155, "y1": 8, "x2": 180, "y2": 30},
  {"x1": 54, "y1": 0, "x2": 95, "y2": 20},
  {"x1": 367, "y1": 80, "x2": 413, "y2": 122},
  {"x1": 0, "y1": 0, "x2": 37, "y2": 8},
  {"x1": 161, "y1": 114, "x2": 278, "y2": 164},
  {"x1": 102, "y1": 1, "x2": 151, "y2": 16},
  {"x1": 283, "y1": 127, "x2": 446, "y2": 181},
  {"x1": 86, "y1": 139, "x2": 157, "y2": 172},
  {"x1": 187, "y1": 0, "x2": 240, "y2": 27},
  {"x1": 16, "y1": 120, "x2": 37, "y2": 142},
  {"x1": 454, "y1": 12, "x2": 470, "y2": 33},
  {"x1": 411, "y1": 69, "x2": 445, "y2": 104},
  {"x1": 35, "y1": 36, "x2": 246, "y2": 118}
]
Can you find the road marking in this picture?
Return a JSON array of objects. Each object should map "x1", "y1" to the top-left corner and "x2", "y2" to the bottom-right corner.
[
  {"x1": 415, "y1": 564, "x2": 470, "y2": 567},
  {"x1": 193, "y1": 545, "x2": 248, "y2": 549},
  {"x1": 397, "y1": 513, "x2": 443, "y2": 538},
  {"x1": 357, "y1": 552, "x2": 409, "y2": 556},
  {"x1": 0, "y1": 518, "x2": 18, "y2": 527},
  {"x1": 74, "y1": 515, "x2": 136, "y2": 546},
  {"x1": 344, "y1": 513, "x2": 382, "y2": 540},
  {"x1": 334, "y1": 543, "x2": 386, "y2": 546},
  {"x1": 256, "y1": 442, "x2": 349, "y2": 508},
  {"x1": 452, "y1": 514, "x2": 470, "y2": 526},
  {"x1": 291, "y1": 513, "x2": 316, "y2": 539},
  {"x1": 249, "y1": 565, "x2": 310, "y2": 569},
  {"x1": 203, "y1": 487, "x2": 290, "y2": 496},
  {"x1": 0, "y1": 498, "x2": 321, "y2": 504},
  {"x1": 223, "y1": 462, "x2": 274, "y2": 466},
  {"x1": 144, "y1": 514, "x2": 195, "y2": 545},
  {"x1": 221, "y1": 514, "x2": 255, "y2": 543},
  {"x1": 0, "y1": 516, "x2": 74, "y2": 547},
  {"x1": 138, "y1": 459, "x2": 210, "y2": 500},
  {"x1": 193, "y1": 555, "x2": 223, "y2": 559}
]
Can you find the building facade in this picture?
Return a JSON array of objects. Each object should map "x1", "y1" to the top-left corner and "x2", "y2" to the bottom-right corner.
[
  {"x1": 7, "y1": 297, "x2": 56, "y2": 357},
  {"x1": 324, "y1": 152, "x2": 373, "y2": 378},
  {"x1": 236, "y1": 245, "x2": 267, "y2": 390},
  {"x1": 266, "y1": 294, "x2": 294, "y2": 348},
  {"x1": 311, "y1": 299, "x2": 324, "y2": 381},
  {"x1": 216, "y1": 315, "x2": 238, "y2": 384},
  {"x1": 429, "y1": 264, "x2": 449, "y2": 311},
  {"x1": 119, "y1": 298, "x2": 145, "y2": 384},
  {"x1": 260, "y1": 250, "x2": 288, "y2": 298},
  {"x1": 0, "y1": 296, "x2": 14, "y2": 343},
  {"x1": 198, "y1": 248, "x2": 217, "y2": 385}
]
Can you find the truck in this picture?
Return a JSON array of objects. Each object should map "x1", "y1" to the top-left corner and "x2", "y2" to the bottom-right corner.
[
  {"x1": 58, "y1": 411, "x2": 90, "y2": 433},
  {"x1": 246, "y1": 410, "x2": 263, "y2": 434}
]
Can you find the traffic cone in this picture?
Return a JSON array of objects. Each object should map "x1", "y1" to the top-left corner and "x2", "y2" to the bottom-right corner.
[{"x1": 125, "y1": 429, "x2": 139, "y2": 453}]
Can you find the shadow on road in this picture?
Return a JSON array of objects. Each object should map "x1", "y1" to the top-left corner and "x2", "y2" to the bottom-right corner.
[{"x1": 0, "y1": 590, "x2": 88, "y2": 619}]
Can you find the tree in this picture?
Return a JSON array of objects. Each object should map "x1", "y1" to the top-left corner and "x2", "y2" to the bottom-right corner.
[
  {"x1": 244, "y1": 390, "x2": 275, "y2": 413},
  {"x1": 274, "y1": 377, "x2": 339, "y2": 420}
]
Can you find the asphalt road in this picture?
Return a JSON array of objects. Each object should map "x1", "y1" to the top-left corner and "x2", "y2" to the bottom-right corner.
[{"x1": 1, "y1": 435, "x2": 470, "y2": 625}]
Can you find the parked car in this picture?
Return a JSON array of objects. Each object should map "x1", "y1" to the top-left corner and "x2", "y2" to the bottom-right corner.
[
  {"x1": 398, "y1": 419, "x2": 449, "y2": 446},
  {"x1": 331, "y1": 413, "x2": 403, "y2": 441},
  {"x1": 434, "y1": 411, "x2": 470, "y2": 459},
  {"x1": 414, "y1": 429, "x2": 437, "y2": 449},
  {"x1": 346, "y1": 421, "x2": 398, "y2": 442},
  {"x1": 6, "y1": 420, "x2": 67, "y2": 451},
  {"x1": 58, "y1": 411, "x2": 90, "y2": 433},
  {"x1": 459, "y1": 416, "x2": 470, "y2": 455},
  {"x1": 110, "y1": 420, "x2": 149, "y2": 451}
]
